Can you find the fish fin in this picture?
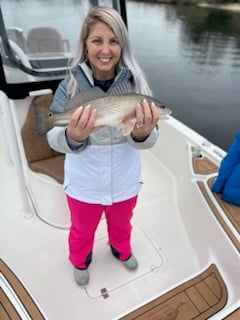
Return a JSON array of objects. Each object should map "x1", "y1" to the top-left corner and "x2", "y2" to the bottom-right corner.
[
  {"x1": 122, "y1": 113, "x2": 136, "y2": 123},
  {"x1": 121, "y1": 120, "x2": 136, "y2": 136},
  {"x1": 33, "y1": 103, "x2": 52, "y2": 136},
  {"x1": 108, "y1": 80, "x2": 133, "y2": 95},
  {"x1": 64, "y1": 87, "x2": 106, "y2": 110}
]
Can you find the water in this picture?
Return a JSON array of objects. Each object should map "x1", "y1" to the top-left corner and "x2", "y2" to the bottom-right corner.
[
  {"x1": 126, "y1": 2, "x2": 240, "y2": 151},
  {"x1": 1, "y1": 0, "x2": 240, "y2": 150}
]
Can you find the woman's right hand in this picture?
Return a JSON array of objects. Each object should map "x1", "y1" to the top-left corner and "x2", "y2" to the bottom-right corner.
[{"x1": 66, "y1": 105, "x2": 103, "y2": 142}]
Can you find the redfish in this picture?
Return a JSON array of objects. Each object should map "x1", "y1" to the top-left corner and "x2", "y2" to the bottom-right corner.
[{"x1": 34, "y1": 86, "x2": 171, "y2": 136}]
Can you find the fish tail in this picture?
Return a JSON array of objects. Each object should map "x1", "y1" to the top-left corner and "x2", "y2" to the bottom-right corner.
[{"x1": 33, "y1": 103, "x2": 53, "y2": 136}]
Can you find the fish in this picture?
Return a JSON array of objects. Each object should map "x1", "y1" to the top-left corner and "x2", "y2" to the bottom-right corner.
[{"x1": 33, "y1": 85, "x2": 171, "y2": 136}]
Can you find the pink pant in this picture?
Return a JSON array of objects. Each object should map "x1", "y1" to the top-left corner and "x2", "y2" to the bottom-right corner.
[{"x1": 67, "y1": 195, "x2": 138, "y2": 269}]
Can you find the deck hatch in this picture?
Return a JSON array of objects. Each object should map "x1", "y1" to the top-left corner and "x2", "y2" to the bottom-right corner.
[{"x1": 85, "y1": 227, "x2": 164, "y2": 299}]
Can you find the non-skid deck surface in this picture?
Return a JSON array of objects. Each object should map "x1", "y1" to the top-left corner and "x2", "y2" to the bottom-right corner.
[
  {"x1": 1, "y1": 260, "x2": 227, "y2": 320},
  {"x1": 223, "y1": 308, "x2": 240, "y2": 319},
  {"x1": 208, "y1": 177, "x2": 240, "y2": 235},
  {"x1": 192, "y1": 153, "x2": 240, "y2": 252},
  {"x1": 192, "y1": 153, "x2": 218, "y2": 175},
  {"x1": 191, "y1": 154, "x2": 239, "y2": 319},
  {"x1": 197, "y1": 179, "x2": 240, "y2": 253},
  {"x1": 0, "y1": 259, "x2": 45, "y2": 320},
  {"x1": 120, "y1": 264, "x2": 227, "y2": 320}
]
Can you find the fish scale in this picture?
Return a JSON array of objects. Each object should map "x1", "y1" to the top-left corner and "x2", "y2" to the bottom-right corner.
[{"x1": 90, "y1": 94, "x2": 139, "y2": 127}]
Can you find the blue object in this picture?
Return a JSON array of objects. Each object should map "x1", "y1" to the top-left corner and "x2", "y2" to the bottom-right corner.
[{"x1": 212, "y1": 132, "x2": 240, "y2": 206}]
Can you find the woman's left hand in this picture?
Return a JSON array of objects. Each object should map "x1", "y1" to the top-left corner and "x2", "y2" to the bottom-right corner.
[{"x1": 131, "y1": 99, "x2": 160, "y2": 141}]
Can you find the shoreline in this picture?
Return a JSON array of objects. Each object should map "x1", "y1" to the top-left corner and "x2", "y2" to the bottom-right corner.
[
  {"x1": 197, "y1": 3, "x2": 240, "y2": 13},
  {"x1": 133, "y1": 1, "x2": 240, "y2": 13}
]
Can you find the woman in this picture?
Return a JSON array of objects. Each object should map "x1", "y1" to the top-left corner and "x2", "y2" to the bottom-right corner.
[{"x1": 47, "y1": 6, "x2": 160, "y2": 286}]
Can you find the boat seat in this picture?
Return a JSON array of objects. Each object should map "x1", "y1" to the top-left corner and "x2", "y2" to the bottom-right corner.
[
  {"x1": 21, "y1": 94, "x2": 64, "y2": 184},
  {"x1": 27, "y1": 27, "x2": 69, "y2": 54},
  {"x1": 7, "y1": 27, "x2": 29, "y2": 52}
]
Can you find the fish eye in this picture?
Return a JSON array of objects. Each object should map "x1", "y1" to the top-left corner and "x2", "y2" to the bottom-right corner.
[
  {"x1": 48, "y1": 112, "x2": 53, "y2": 118},
  {"x1": 160, "y1": 105, "x2": 166, "y2": 109}
]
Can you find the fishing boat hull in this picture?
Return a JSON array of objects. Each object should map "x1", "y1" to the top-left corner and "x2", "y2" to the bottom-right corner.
[{"x1": 1, "y1": 97, "x2": 239, "y2": 319}]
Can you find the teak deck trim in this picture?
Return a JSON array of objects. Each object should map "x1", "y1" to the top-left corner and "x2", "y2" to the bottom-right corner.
[
  {"x1": 197, "y1": 180, "x2": 240, "y2": 253},
  {"x1": 0, "y1": 259, "x2": 45, "y2": 320},
  {"x1": 121, "y1": 264, "x2": 228, "y2": 320},
  {"x1": 223, "y1": 307, "x2": 240, "y2": 320},
  {"x1": 192, "y1": 152, "x2": 240, "y2": 252},
  {"x1": 192, "y1": 154, "x2": 219, "y2": 175},
  {"x1": 0, "y1": 262, "x2": 229, "y2": 320},
  {"x1": 208, "y1": 178, "x2": 240, "y2": 234}
]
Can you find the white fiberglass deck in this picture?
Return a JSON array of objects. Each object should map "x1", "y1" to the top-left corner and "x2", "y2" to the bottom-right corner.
[
  {"x1": 0, "y1": 110, "x2": 239, "y2": 320},
  {"x1": 0, "y1": 127, "x2": 198, "y2": 319}
]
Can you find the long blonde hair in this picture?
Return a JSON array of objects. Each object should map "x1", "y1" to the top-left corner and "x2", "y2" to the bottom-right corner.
[{"x1": 67, "y1": 6, "x2": 151, "y2": 97}]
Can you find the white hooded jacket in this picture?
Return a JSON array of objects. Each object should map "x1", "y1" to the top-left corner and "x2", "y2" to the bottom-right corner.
[{"x1": 47, "y1": 63, "x2": 159, "y2": 205}]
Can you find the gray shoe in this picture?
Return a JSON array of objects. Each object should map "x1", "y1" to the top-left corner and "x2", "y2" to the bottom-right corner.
[
  {"x1": 122, "y1": 255, "x2": 138, "y2": 270},
  {"x1": 73, "y1": 268, "x2": 89, "y2": 286}
]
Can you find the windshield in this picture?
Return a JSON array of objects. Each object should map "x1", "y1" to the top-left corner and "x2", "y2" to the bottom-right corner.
[{"x1": 0, "y1": 0, "x2": 126, "y2": 89}]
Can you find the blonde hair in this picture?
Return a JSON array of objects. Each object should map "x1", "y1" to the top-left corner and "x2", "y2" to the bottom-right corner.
[{"x1": 68, "y1": 6, "x2": 151, "y2": 97}]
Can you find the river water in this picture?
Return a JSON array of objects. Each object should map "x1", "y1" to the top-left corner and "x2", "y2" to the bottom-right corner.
[
  {"x1": 1, "y1": 0, "x2": 240, "y2": 150},
  {"x1": 126, "y1": 2, "x2": 240, "y2": 151}
]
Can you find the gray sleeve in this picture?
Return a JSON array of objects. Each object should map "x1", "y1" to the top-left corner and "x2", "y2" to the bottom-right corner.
[
  {"x1": 47, "y1": 127, "x2": 89, "y2": 154},
  {"x1": 47, "y1": 77, "x2": 90, "y2": 153},
  {"x1": 127, "y1": 125, "x2": 159, "y2": 150},
  {"x1": 50, "y1": 78, "x2": 69, "y2": 112}
]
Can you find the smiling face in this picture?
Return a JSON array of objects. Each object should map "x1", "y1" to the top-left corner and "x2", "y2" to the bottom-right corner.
[{"x1": 85, "y1": 21, "x2": 122, "y2": 80}]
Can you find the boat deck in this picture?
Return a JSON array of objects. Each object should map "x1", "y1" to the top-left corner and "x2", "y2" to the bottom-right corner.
[
  {"x1": 0, "y1": 109, "x2": 239, "y2": 320},
  {"x1": 0, "y1": 147, "x2": 197, "y2": 319},
  {"x1": 0, "y1": 259, "x2": 231, "y2": 320}
]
